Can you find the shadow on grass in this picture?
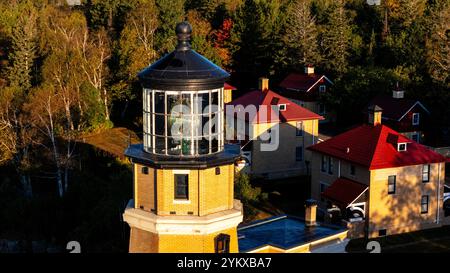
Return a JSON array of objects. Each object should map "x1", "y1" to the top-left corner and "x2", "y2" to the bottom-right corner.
[{"x1": 346, "y1": 225, "x2": 450, "y2": 253}]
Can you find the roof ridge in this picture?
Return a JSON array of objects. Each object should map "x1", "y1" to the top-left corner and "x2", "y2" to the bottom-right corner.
[{"x1": 367, "y1": 125, "x2": 388, "y2": 169}]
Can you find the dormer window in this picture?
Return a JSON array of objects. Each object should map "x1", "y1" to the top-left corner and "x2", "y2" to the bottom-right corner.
[
  {"x1": 397, "y1": 143, "x2": 407, "y2": 152},
  {"x1": 412, "y1": 113, "x2": 420, "y2": 125},
  {"x1": 319, "y1": 85, "x2": 326, "y2": 93},
  {"x1": 278, "y1": 104, "x2": 287, "y2": 111}
]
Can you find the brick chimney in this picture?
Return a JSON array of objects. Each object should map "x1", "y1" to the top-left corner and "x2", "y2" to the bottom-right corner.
[
  {"x1": 258, "y1": 77, "x2": 269, "y2": 92},
  {"x1": 304, "y1": 65, "x2": 315, "y2": 75},
  {"x1": 368, "y1": 104, "x2": 383, "y2": 126},
  {"x1": 392, "y1": 82, "x2": 405, "y2": 99},
  {"x1": 305, "y1": 199, "x2": 317, "y2": 227}
]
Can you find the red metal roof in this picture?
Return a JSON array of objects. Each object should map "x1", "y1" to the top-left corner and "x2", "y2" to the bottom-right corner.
[
  {"x1": 368, "y1": 95, "x2": 429, "y2": 121},
  {"x1": 322, "y1": 178, "x2": 368, "y2": 206},
  {"x1": 279, "y1": 73, "x2": 326, "y2": 91},
  {"x1": 224, "y1": 83, "x2": 236, "y2": 90},
  {"x1": 226, "y1": 89, "x2": 324, "y2": 124},
  {"x1": 308, "y1": 124, "x2": 446, "y2": 170}
]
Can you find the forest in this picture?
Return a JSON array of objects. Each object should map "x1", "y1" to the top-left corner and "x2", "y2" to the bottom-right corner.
[{"x1": 0, "y1": 0, "x2": 449, "y2": 252}]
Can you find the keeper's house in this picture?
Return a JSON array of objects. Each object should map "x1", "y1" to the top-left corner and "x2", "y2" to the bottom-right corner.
[{"x1": 308, "y1": 105, "x2": 447, "y2": 238}]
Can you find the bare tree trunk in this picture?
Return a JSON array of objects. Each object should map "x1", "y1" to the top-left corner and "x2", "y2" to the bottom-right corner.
[{"x1": 103, "y1": 88, "x2": 110, "y2": 121}]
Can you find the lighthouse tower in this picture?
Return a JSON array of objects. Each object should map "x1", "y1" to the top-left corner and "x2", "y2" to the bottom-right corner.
[{"x1": 123, "y1": 22, "x2": 243, "y2": 253}]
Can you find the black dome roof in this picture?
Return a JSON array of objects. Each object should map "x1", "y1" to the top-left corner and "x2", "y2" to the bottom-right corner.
[{"x1": 138, "y1": 21, "x2": 229, "y2": 91}]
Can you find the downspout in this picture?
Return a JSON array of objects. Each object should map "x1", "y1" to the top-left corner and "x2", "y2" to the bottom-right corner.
[{"x1": 437, "y1": 162, "x2": 441, "y2": 224}]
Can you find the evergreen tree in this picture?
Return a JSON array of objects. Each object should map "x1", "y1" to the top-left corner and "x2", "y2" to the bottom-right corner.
[
  {"x1": 283, "y1": 0, "x2": 321, "y2": 69},
  {"x1": 8, "y1": 3, "x2": 37, "y2": 91},
  {"x1": 155, "y1": 0, "x2": 186, "y2": 54},
  {"x1": 231, "y1": 0, "x2": 286, "y2": 82},
  {"x1": 321, "y1": 0, "x2": 352, "y2": 75}
]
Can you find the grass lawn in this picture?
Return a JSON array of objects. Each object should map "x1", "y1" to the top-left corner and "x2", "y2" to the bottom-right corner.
[
  {"x1": 79, "y1": 127, "x2": 141, "y2": 159},
  {"x1": 346, "y1": 225, "x2": 450, "y2": 253}
]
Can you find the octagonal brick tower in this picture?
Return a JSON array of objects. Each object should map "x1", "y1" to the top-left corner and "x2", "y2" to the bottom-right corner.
[{"x1": 122, "y1": 21, "x2": 243, "y2": 253}]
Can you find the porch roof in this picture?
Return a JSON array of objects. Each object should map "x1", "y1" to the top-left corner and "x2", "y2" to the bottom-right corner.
[{"x1": 322, "y1": 177, "x2": 368, "y2": 207}]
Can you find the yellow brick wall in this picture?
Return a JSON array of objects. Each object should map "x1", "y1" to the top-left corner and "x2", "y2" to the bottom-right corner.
[
  {"x1": 158, "y1": 227, "x2": 239, "y2": 253},
  {"x1": 199, "y1": 164, "x2": 234, "y2": 216},
  {"x1": 250, "y1": 119, "x2": 319, "y2": 176},
  {"x1": 368, "y1": 163, "x2": 444, "y2": 238},
  {"x1": 129, "y1": 227, "x2": 159, "y2": 253},
  {"x1": 135, "y1": 164, "x2": 155, "y2": 212},
  {"x1": 133, "y1": 163, "x2": 235, "y2": 217},
  {"x1": 157, "y1": 169, "x2": 200, "y2": 216}
]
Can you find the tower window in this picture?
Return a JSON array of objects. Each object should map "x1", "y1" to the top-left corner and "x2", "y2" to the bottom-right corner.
[
  {"x1": 142, "y1": 167, "x2": 149, "y2": 175},
  {"x1": 215, "y1": 234, "x2": 230, "y2": 253},
  {"x1": 215, "y1": 167, "x2": 221, "y2": 175},
  {"x1": 174, "y1": 174, "x2": 189, "y2": 200}
]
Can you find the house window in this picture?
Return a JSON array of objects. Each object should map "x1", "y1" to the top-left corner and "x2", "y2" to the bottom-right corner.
[
  {"x1": 397, "y1": 143, "x2": 407, "y2": 152},
  {"x1": 320, "y1": 183, "x2": 329, "y2": 202},
  {"x1": 319, "y1": 85, "x2": 326, "y2": 93},
  {"x1": 422, "y1": 164, "x2": 430, "y2": 183},
  {"x1": 296, "y1": 146, "x2": 303, "y2": 161},
  {"x1": 318, "y1": 103, "x2": 326, "y2": 114},
  {"x1": 278, "y1": 104, "x2": 286, "y2": 111},
  {"x1": 174, "y1": 174, "x2": 189, "y2": 200},
  {"x1": 378, "y1": 229, "x2": 387, "y2": 237},
  {"x1": 321, "y1": 155, "x2": 327, "y2": 172},
  {"x1": 388, "y1": 175, "x2": 396, "y2": 194},
  {"x1": 328, "y1": 157, "x2": 334, "y2": 175},
  {"x1": 296, "y1": 121, "x2": 303, "y2": 136},
  {"x1": 142, "y1": 167, "x2": 149, "y2": 175},
  {"x1": 412, "y1": 113, "x2": 420, "y2": 125},
  {"x1": 215, "y1": 234, "x2": 230, "y2": 253},
  {"x1": 421, "y1": 195, "x2": 429, "y2": 214},
  {"x1": 411, "y1": 133, "x2": 420, "y2": 143},
  {"x1": 320, "y1": 182, "x2": 329, "y2": 194},
  {"x1": 350, "y1": 165, "x2": 356, "y2": 176}
]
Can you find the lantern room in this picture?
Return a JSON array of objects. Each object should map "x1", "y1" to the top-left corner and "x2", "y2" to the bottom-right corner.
[{"x1": 138, "y1": 21, "x2": 227, "y2": 157}]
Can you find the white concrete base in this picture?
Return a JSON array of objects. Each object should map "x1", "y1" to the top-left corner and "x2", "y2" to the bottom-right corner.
[{"x1": 123, "y1": 199, "x2": 243, "y2": 235}]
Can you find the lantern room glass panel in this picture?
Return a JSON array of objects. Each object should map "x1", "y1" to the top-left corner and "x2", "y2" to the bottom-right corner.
[{"x1": 142, "y1": 88, "x2": 223, "y2": 156}]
